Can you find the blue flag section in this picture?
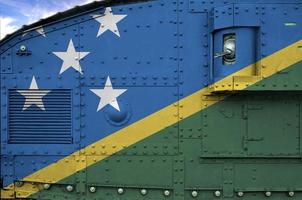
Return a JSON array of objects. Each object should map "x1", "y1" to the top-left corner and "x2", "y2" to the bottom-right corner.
[{"x1": 1, "y1": 0, "x2": 302, "y2": 191}]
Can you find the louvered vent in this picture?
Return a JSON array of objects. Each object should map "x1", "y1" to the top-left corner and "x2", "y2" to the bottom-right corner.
[{"x1": 8, "y1": 89, "x2": 72, "y2": 144}]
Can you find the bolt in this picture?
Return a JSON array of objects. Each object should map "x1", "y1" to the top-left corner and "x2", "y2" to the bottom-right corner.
[
  {"x1": 237, "y1": 191, "x2": 244, "y2": 197},
  {"x1": 140, "y1": 189, "x2": 147, "y2": 195},
  {"x1": 265, "y1": 191, "x2": 272, "y2": 197},
  {"x1": 117, "y1": 188, "x2": 124, "y2": 194},
  {"x1": 15, "y1": 181, "x2": 23, "y2": 187},
  {"x1": 66, "y1": 185, "x2": 73, "y2": 192},
  {"x1": 89, "y1": 186, "x2": 96, "y2": 193},
  {"x1": 214, "y1": 190, "x2": 221, "y2": 197},
  {"x1": 191, "y1": 190, "x2": 198, "y2": 197},
  {"x1": 43, "y1": 184, "x2": 51, "y2": 190},
  {"x1": 20, "y1": 45, "x2": 27, "y2": 52},
  {"x1": 164, "y1": 190, "x2": 170, "y2": 196},
  {"x1": 288, "y1": 191, "x2": 295, "y2": 197}
]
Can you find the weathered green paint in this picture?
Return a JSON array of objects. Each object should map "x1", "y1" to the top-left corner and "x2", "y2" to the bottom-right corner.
[
  {"x1": 30, "y1": 61, "x2": 302, "y2": 199},
  {"x1": 201, "y1": 92, "x2": 300, "y2": 158},
  {"x1": 248, "y1": 61, "x2": 302, "y2": 91}
]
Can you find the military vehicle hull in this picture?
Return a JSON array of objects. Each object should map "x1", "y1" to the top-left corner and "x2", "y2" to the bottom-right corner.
[{"x1": 1, "y1": 0, "x2": 302, "y2": 199}]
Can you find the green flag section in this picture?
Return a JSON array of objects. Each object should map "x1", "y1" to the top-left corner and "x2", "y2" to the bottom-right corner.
[
  {"x1": 248, "y1": 61, "x2": 302, "y2": 91},
  {"x1": 26, "y1": 61, "x2": 302, "y2": 199}
]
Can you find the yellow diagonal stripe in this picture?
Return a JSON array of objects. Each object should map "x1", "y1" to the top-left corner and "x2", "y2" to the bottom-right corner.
[{"x1": 1, "y1": 39, "x2": 302, "y2": 198}]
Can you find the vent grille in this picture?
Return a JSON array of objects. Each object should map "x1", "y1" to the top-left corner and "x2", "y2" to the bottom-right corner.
[{"x1": 8, "y1": 89, "x2": 72, "y2": 144}]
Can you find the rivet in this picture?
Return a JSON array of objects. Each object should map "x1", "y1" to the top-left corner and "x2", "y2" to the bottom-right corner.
[
  {"x1": 288, "y1": 191, "x2": 295, "y2": 197},
  {"x1": 66, "y1": 185, "x2": 73, "y2": 192},
  {"x1": 237, "y1": 191, "x2": 244, "y2": 197},
  {"x1": 117, "y1": 188, "x2": 124, "y2": 194},
  {"x1": 89, "y1": 186, "x2": 96, "y2": 193},
  {"x1": 20, "y1": 45, "x2": 27, "y2": 52},
  {"x1": 191, "y1": 190, "x2": 198, "y2": 197},
  {"x1": 15, "y1": 181, "x2": 23, "y2": 187},
  {"x1": 265, "y1": 191, "x2": 272, "y2": 197},
  {"x1": 214, "y1": 190, "x2": 221, "y2": 197},
  {"x1": 43, "y1": 183, "x2": 51, "y2": 190},
  {"x1": 164, "y1": 190, "x2": 170, "y2": 196},
  {"x1": 140, "y1": 189, "x2": 147, "y2": 195}
]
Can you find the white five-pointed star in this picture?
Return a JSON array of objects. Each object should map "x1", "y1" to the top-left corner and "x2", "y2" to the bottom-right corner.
[
  {"x1": 53, "y1": 39, "x2": 90, "y2": 74},
  {"x1": 92, "y1": 7, "x2": 127, "y2": 37},
  {"x1": 22, "y1": 26, "x2": 46, "y2": 37},
  {"x1": 17, "y1": 76, "x2": 50, "y2": 111},
  {"x1": 90, "y1": 76, "x2": 127, "y2": 112}
]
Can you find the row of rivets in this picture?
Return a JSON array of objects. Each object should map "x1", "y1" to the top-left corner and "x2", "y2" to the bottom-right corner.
[
  {"x1": 264, "y1": 191, "x2": 294, "y2": 197},
  {"x1": 190, "y1": 190, "x2": 296, "y2": 198},
  {"x1": 13, "y1": 181, "x2": 298, "y2": 198},
  {"x1": 88, "y1": 186, "x2": 170, "y2": 196},
  {"x1": 262, "y1": 191, "x2": 296, "y2": 197},
  {"x1": 237, "y1": 191, "x2": 296, "y2": 197},
  {"x1": 50, "y1": 185, "x2": 296, "y2": 198},
  {"x1": 192, "y1": 190, "x2": 221, "y2": 198}
]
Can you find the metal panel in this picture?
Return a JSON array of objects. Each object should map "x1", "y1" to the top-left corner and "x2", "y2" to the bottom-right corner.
[
  {"x1": 1, "y1": 23, "x2": 81, "y2": 157},
  {"x1": 0, "y1": 156, "x2": 14, "y2": 186},
  {"x1": 0, "y1": 49, "x2": 13, "y2": 74},
  {"x1": 247, "y1": 94, "x2": 300, "y2": 157},
  {"x1": 14, "y1": 156, "x2": 77, "y2": 184},
  {"x1": 211, "y1": 4, "x2": 234, "y2": 30},
  {"x1": 189, "y1": 0, "x2": 234, "y2": 13},
  {"x1": 260, "y1": 4, "x2": 302, "y2": 59},
  {"x1": 78, "y1": 4, "x2": 178, "y2": 87},
  {"x1": 86, "y1": 155, "x2": 173, "y2": 187},
  {"x1": 201, "y1": 96, "x2": 247, "y2": 157},
  {"x1": 234, "y1": 4, "x2": 261, "y2": 26},
  {"x1": 8, "y1": 89, "x2": 72, "y2": 144},
  {"x1": 185, "y1": 163, "x2": 223, "y2": 189},
  {"x1": 234, "y1": 163, "x2": 302, "y2": 190}
]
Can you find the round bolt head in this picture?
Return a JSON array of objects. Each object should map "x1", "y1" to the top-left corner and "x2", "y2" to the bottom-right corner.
[
  {"x1": 140, "y1": 189, "x2": 147, "y2": 195},
  {"x1": 288, "y1": 191, "x2": 295, "y2": 197},
  {"x1": 66, "y1": 185, "x2": 73, "y2": 192},
  {"x1": 89, "y1": 186, "x2": 96, "y2": 193},
  {"x1": 15, "y1": 181, "x2": 23, "y2": 187},
  {"x1": 265, "y1": 191, "x2": 272, "y2": 197},
  {"x1": 43, "y1": 183, "x2": 51, "y2": 190},
  {"x1": 191, "y1": 190, "x2": 198, "y2": 197},
  {"x1": 164, "y1": 190, "x2": 170, "y2": 196},
  {"x1": 237, "y1": 191, "x2": 244, "y2": 197},
  {"x1": 117, "y1": 188, "x2": 124, "y2": 194},
  {"x1": 214, "y1": 190, "x2": 221, "y2": 197},
  {"x1": 20, "y1": 45, "x2": 26, "y2": 52}
]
